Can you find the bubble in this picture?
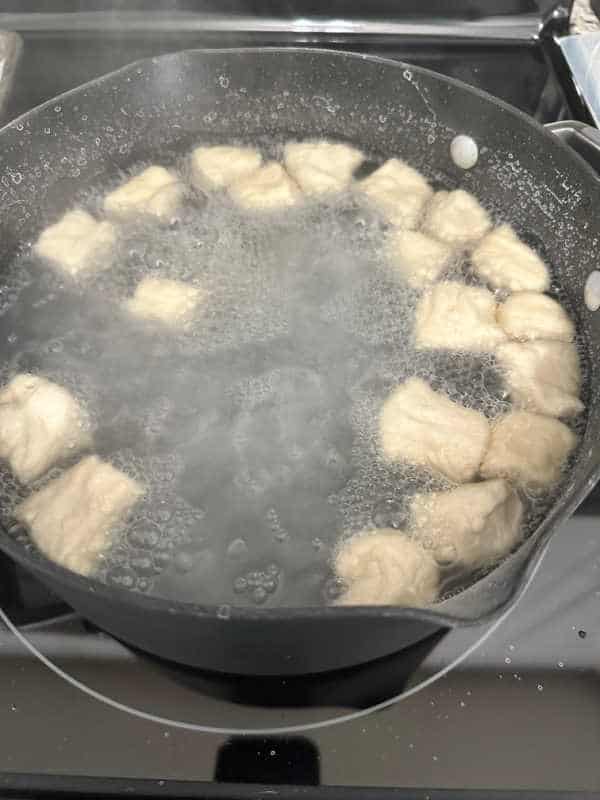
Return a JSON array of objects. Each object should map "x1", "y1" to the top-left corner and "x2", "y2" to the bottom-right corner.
[
  {"x1": 152, "y1": 550, "x2": 173, "y2": 572},
  {"x1": 247, "y1": 571, "x2": 260, "y2": 588},
  {"x1": 227, "y1": 538, "x2": 248, "y2": 559},
  {"x1": 233, "y1": 576, "x2": 248, "y2": 593},
  {"x1": 373, "y1": 497, "x2": 407, "y2": 530},
  {"x1": 47, "y1": 339, "x2": 64, "y2": 354},
  {"x1": 324, "y1": 577, "x2": 346, "y2": 600},
  {"x1": 106, "y1": 565, "x2": 136, "y2": 589},
  {"x1": 153, "y1": 506, "x2": 173, "y2": 523},
  {"x1": 129, "y1": 553, "x2": 155, "y2": 576},
  {"x1": 127, "y1": 521, "x2": 160, "y2": 549},
  {"x1": 252, "y1": 587, "x2": 268, "y2": 604}
]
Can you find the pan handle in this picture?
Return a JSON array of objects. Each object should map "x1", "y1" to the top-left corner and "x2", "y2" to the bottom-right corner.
[{"x1": 546, "y1": 120, "x2": 600, "y2": 177}]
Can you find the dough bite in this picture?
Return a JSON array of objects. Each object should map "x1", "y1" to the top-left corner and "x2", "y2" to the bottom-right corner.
[
  {"x1": 283, "y1": 140, "x2": 364, "y2": 195},
  {"x1": 228, "y1": 162, "x2": 300, "y2": 210},
  {"x1": 496, "y1": 340, "x2": 583, "y2": 418},
  {"x1": 104, "y1": 165, "x2": 184, "y2": 219},
  {"x1": 357, "y1": 158, "x2": 433, "y2": 229},
  {"x1": 497, "y1": 291, "x2": 575, "y2": 342},
  {"x1": 379, "y1": 377, "x2": 490, "y2": 483},
  {"x1": 386, "y1": 229, "x2": 454, "y2": 289},
  {"x1": 335, "y1": 528, "x2": 439, "y2": 606},
  {"x1": 480, "y1": 410, "x2": 576, "y2": 488},
  {"x1": 34, "y1": 209, "x2": 116, "y2": 278},
  {"x1": 411, "y1": 479, "x2": 524, "y2": 570},
  {"x1": 190, "y1": 145, "x2": 262, "y2": 191},
  {"x1": 125, "y1": 277, "x2": 205, "y2": 329},
  {"x1": 0, "y1": 374, "x2": 91, "y2": 484},
  {"x1": 16, "y1": 455, "x2": 144, "y2": 577},
  {"x1": 471, "y1": 224, "x2": 550, "y2": 292},
  {"x1": 415, "y1": 281, "x2": 506, "y2": 352},
  {"x1": 422, "y1": 189, "x2": 491, "y2": 247}
]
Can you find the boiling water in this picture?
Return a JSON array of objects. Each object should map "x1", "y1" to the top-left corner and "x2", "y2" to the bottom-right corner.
[{"x1": 0, "y1": 154, "x2": 588, "y2": 607}]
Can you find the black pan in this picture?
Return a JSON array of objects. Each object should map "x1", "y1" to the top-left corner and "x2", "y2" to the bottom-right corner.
[{"x1": 0, "y1": 48, "x2": 599, "y2": 676}]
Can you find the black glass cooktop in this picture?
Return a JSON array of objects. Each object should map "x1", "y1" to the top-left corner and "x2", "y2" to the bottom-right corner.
[
  {"x1": 0, "y1": 0, "x2": 578, "y2": 126},
  {"x1": 0, "y1": 3, "x2": 599, "y2": 797}
]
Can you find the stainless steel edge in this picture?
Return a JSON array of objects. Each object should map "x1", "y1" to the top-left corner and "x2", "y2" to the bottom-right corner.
[{"x1": 0, "y1": 11, "x2": 541, "y2": 41}]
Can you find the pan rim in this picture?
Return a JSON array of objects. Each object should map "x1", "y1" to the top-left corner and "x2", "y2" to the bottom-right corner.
[
  {"x1": 4, "y1": 45, "x2": 600, "y2": 186},
  {"x1": 0, "y1": 45, "x2": 598, "y2": 627}
]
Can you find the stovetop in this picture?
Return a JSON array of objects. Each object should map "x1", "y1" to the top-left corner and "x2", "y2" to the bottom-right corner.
[
  {"x1": 0, "y1": 6, "x2": 570, "y2": 127},
  {"x1": 0, "y1": 3, "x2": 600, "y2": 796},
  {"x1": 2, "y1": 515, "x2": 600, "y2": 794}
]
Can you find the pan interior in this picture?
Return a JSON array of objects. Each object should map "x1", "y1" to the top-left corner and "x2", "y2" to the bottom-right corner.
[{"x1": 0, "y1": 133, "x2": 590, "y2": 609}]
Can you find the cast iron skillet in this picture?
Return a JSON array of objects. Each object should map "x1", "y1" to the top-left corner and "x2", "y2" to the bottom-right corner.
[{"x1": 0, "y1": 48, "x2": 598, "y2": 676}]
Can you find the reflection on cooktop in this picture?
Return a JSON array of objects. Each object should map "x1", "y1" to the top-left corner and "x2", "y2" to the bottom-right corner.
[{"x1": 215, "y1": 736, "x2": 320, "y2": 785}]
